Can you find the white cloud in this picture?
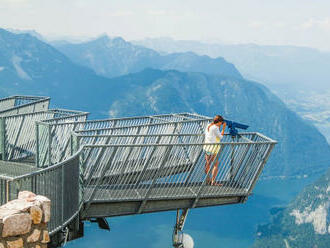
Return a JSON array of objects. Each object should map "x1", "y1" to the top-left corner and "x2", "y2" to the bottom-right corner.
[
  {"x1": 302, "y1": 18, "x2": 330, "y2": 30},
  {"x1": 108, "y1": 10, "x2": 133, "y2": 17},
  {"x1": 146, "y1": 9, "x2": 193, "y2": 18},
  {"x1": 273, "y1": 22, "x2": 286, "y2": 28},
  {"x1": 248, "y1": 21, "x2": 288, "y2": 30},
  {"x1": 2, "y1": 0, "x2": 27, "y2": 2},
  {"x1": 248, "y1": 21, "x2": 265, "y2": 29},
  {"x1": 147, "y1": 10, "x2": 168, "y2": 16},
  {"x1": 1, "y1": 0, "x2": 30, "y2": 4}
]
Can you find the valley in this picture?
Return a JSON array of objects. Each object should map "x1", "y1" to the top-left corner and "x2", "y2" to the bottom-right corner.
[{"x1": 272, "y1": 88, "x2": 330, "y2": 144}]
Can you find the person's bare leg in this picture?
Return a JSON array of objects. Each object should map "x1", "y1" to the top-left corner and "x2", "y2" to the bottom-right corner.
[
  {"x1": 205, "y1": 154, "x2": 215, "y2": 184},
  {"x1": 211, "y1": 160, "x2": 218, "y2": 184},
  {"x1": 211, "y1": 160, "x2": 222, "y2": 186},
  {"x1": 204, "y1": 154, "x2": 210, "y2": 174}
]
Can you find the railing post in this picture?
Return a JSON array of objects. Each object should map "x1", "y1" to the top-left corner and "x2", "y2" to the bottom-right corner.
[
  {"x1": 35, "y1": 123, "x2": 39, "y2": 167},
  {"x1": 59, "y1": 122, "x2": 80, "y2": 162},
  {"x1": 48, "y1": 124, "x2": 52, "y2": 166},
  {"x1": 61, "y1": 163, "x2": 65, "y2": 225},
  {"x1": 0, "y1": 117, "x2": 6, "y2": 160},
  {"x1": 6, "y1": 180, "x2": 10, "y2": 203},
  {"x1": 8, "y1": 115, "x2": 26, "y2": 160},
  {"x1": 230, "y1": 136, "x2": 235, "y2": 180},
  {"x1": 71, "y1": 132, "x2": 80, "y2": 155}
]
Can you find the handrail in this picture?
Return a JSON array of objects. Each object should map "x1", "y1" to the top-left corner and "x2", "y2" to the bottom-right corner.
[
  {"x1": 0, "y1": 109, "x2": 88, "y2": 162},
  {"x1": 4, "y1": 151, "x2": 82, "y2": 234},
  {"x1": 78, "y1": 133, "x2": 273, "y2": 178},
  {"x1": 75, "y1": 118, "x2": 212, "y2": 133},
  {"x1": 83, "y1": 141, "x2": 277, "y2": 147},
  {"x1": 8, "y1": 151, "x2": 82, "y2": 180},
  {"x1": 0, "y1": 96, "x2": 50, "y2": 116}
]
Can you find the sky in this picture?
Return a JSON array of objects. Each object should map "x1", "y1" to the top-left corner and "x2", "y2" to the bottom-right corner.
[{"x1": 1, "y1": 0, "x2": 330, "y2": 51}]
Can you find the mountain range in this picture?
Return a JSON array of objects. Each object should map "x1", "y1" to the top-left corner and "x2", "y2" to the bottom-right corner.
[
  {"x1": 53, "y1": 35, "x2": 242, "y2": 79},
  {"x1": 134, "y1": 37, "x2": 330, "y2": 91},
  {"x1": 0, "y1": 28, "x2": 117, "y2": 115}
]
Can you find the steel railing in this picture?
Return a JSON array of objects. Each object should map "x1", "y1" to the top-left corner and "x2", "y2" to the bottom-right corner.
[
  {"x1": 0, "y1": 95, "x2": 277, "y2": 239},
  {"x1": 35, "y1": 111, "x2": 89, "y2": 167},
  {"x1": 36, "y1": 114, "x2": 209, "y2": 168},
  {"x1": 0, "y1": 132, "x2": 275, "y2": 234},
  {"x1": 0, "y1": 152, "x2": 81, "y2": 235},
  {"x1": 0, "y1": 96, "x2": 50, "y2": 117},
  {"x1": 0, "y1": 110, "x2": 88, "y2": 162},
  {"x1": 78, "y1": 134, "x2": 276, "y2": 209}
]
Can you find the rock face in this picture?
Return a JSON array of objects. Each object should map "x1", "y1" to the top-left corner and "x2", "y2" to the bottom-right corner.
[
  {"x1": 0, "y1": 191, "x2": 50, "y2": 248},
  {"x1": 253, "y1": 169, "x2": 330, "y2": 248}
]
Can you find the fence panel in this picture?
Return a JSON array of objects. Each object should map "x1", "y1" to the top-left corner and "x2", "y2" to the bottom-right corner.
[
  {"x1": 36, "y1": 114, "x2": 88, "y2": 167},
  {"x1": 0, "y1": 97, "x2": 50, "y2": 117},
  {"x1": 6, "y1": 154, "x2": 80, "y2": 234},
  {"x1": 81, "y1": 134, "x2": 276, "y2": 205}
]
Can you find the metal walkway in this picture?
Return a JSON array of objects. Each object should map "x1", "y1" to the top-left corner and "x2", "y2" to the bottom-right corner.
[{"x1": 0, "y1": 96, "x2": 276, "y2": 246}]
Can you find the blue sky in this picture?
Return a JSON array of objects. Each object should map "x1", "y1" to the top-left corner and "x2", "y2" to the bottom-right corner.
[{"x1": 1, "y1": 0, "x2": 330, "y2": 50}]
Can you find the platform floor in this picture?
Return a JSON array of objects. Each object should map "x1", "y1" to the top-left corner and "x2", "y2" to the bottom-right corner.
[{"x1": 85, "y1": 182, "x2": 248, "y2": 202}]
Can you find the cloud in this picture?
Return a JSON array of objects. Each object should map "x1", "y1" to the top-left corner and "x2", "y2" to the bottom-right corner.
[
  {"x1": 248, "y1": 21, "x2": 287, "y2": 29},
  {"x1": 273, "y1": 22, "x2": 286, "y2": 28},
  {"x1": 108, "y1": 10, "x2": 133, "y2": 17},
  {"x1": 1, "y1": 0, "x2": 29, "y2": 3},
  {"x1": 146, "y1": 9, "x2": 193, "y2": 17},
  {"x1": 248, "y1": 21, "x2": 265, "y2": 29},
  {"x1": 147, "y1": 10, "x2": 168, "y2": 16},
  {"x1": 302, "y1": 17, "x2": 330, "y2": 30}
]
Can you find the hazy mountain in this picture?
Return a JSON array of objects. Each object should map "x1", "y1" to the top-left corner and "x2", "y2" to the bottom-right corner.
[
  {"x1": 54, "y1": 35, "x2": 242, "y2": 79},
  {"x1": 253, "y1": 169, "x2": 330, "y2": 248},
  {"x1": 134, "y1": 37, "x2": 330, "y2": 90},
  {"x1": 5, "y1": 28, "x2": 46, "y2": 42},
  {"x1": 0, "y1": 28, "x2": 115, "y2": 116}
]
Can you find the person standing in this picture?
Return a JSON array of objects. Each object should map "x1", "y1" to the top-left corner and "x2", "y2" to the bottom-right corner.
[{"x1": 203, "y1": 115, "x2": 226, "y2": 185}]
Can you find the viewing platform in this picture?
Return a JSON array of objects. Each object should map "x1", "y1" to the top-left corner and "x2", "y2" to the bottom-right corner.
[{"x1": 0, "y1": 96, "x2": 276, "y2": 247}]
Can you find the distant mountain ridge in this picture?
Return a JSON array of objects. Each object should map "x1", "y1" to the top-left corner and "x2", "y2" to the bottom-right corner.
[
  {"x1": 0, "y1": 28, "x2": 113, "y2": 115},
  {"x1": 54, "y1": 35, "x2": 242, "y2": 79},
  {"x1": 253, "y1": 169, "x2": 330, "y2": 248},
  {"x1": 134, "y1": 37, "x2": 330, "y2": 90}
]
